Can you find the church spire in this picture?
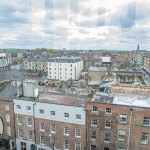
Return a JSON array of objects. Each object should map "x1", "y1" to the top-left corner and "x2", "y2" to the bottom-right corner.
[{"x1": 137, "y1": 44, "x2": 140, "y2": 51}]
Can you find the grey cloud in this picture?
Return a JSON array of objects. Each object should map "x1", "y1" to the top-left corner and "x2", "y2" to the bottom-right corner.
[
  {"x1": 97, "y1": 7, "x2": 106, "y2": 15},
  {"x1": 78, "y1": 29, "x2": 90, "y2": 34},
  {"x1": 80, "y1": 8, "x2": 92, "y2": 17},
  {"x1": 75, "y1": 19, "x2": 97, "y2": 28},
  {"x1": 0, "y1": 0, "x2": 30, "y2": 25}
]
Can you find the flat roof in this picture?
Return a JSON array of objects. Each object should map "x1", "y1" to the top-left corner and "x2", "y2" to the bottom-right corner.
[
  {"x1": 91, "y1": 92, "x2": 150, "y2": 108},
  {"x1": 0, "y1": 62, "x2": 8, "y2": 67},
  {"x1": 113, "y1": 94, "x2": 150, "y2": 108},
  {"x1": 39, "y1": 93, "x2": 87, "y2": 107},
  {"x1": 48, "y1": 56, "x2": 83, "y2": 63},
  {"x1": 89, "y1": 67, "x2": 107, "y2": 72}
]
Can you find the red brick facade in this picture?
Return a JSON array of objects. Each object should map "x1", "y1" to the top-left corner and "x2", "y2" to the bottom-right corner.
[{"x1": 86, "y1": 101, "x2": 150, "y2": 150}]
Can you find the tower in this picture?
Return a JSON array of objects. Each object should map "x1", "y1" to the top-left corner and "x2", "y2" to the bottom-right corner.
[{"x1": 137, "y1": 44, "x2": 140, "y2": 51}]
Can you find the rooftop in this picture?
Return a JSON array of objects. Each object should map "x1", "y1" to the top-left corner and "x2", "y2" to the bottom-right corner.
[
  {"x1": 39, "y1": 93, "x2": 88, "y2": 107},
  {"x1": 0, "y1": 85, "x2": 17, "y2": 100},
  {"x1": 0, "y1": 70, "x2": 25, "y2": 81},
  {"x1": 48, "y1": 56, "x2": 83, "y2": 63},
  {"x1": 0, "y1": 62, "x2": 8, "y2": 67},
  {"x1": 113, "y1": 94, "x2": 150, "y2": 108},
  {"x1": 89, "y1": 67, "x2": 108, "y2": 72},
  {"x1": 91, "y1": 92, "x2": 150, "y2": 108}
]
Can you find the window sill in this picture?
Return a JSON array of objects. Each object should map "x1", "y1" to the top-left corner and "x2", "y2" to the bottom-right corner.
[
  {"x1": 64, "y1": 134, "x2": 69, "y2": 136},
  {"x1": 91, "y1": 112, "x2": 99, "y2": 115},
  {"x1": 118, "y1": 139, "x2": 125, "y2": 141},
  {"x1": 75, "y1": 136, "x2": 81, "y2": 138},
  {"x1": 28, "y1": 139, "x2": 33, "y2": 141},
  {"x1": 50, "y1": 116, "x2": 56, "y2": 118},
  {"x1": 105, "y1": 127, "x2": 111, "y2": 129},
  {"x1": 140, "y1": 142, "x2": 148, "y2": 145},
  {"x1": 76, "y1": 119, "x2": 81, "y2": 121},
  {"x1": 119, "y1": 122, "x2": 127, "y2": 124},
  {"x1": 104, "y1": 141, "x2": 110, "y2": 143},
  {"x1": 142, "y1": 125, "x2": 150, "y2": 127},
  {"x1": 50, "y1": 131, "x2": 56, "y2": 134},
  {"x1": 105, "y1": 113, "x2": 112, "y2": 115},
  {"x1": 91, "y1": 125, "x2": 97, "y2": 127},
  {"x1": 40, "y1": 130, "x2": 45, "y2": 132},
  {"x1": 27, "y1": 125, "x2": 32, "y2": 127},
  {"x1": 91, "y1": 138, "x2": 97, "y2": 140}
]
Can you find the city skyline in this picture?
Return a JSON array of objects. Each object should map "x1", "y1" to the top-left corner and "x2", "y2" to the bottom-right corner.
[{"x1": 0, "y1": 0, "x2": 150, "y2": 50}]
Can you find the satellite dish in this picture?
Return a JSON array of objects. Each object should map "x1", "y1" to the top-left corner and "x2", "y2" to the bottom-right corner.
[{"x1": 31, "y1": 144, "x2": 37, "y2": 150}]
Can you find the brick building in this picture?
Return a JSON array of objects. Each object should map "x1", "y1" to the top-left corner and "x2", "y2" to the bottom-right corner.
[
  {"x1": 0, "y1": 62, "x2": 9, "y2": 72},
  {"x1": 0, "y1": 82, "x2": 17, "y2": 149},
  {"x1": 144, "y1": 55, "x2": 150, "y2": 73},
  {"x1": 113, "y1": 53, "x2": 129, "y2": 63},
  {"x1": 0, "y1": 100, "x2": 16, "y2": 150},
  {"x1": 86, "y1": 92, "x2": 150, "y2": 150},
  {"x1": 13, "y1": 93, "x2": 87, "y2": 150},
  {"x1": 110, "y1": 84, "x2": 150, "y2": 95}
]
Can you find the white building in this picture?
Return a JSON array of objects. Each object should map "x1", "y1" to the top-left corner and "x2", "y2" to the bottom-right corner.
[
  {"x1": 47, "y1": 57, "x2": 83, "y2": 81},
  {"x1": 13, "y1": 93, "x2": 86, "y2": 150}
]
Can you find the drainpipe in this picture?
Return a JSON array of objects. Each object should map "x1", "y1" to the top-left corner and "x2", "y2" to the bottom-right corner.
[
  {"x1": 13, "y1": 102, "x2": 17, "y2": 150},
  {"x1": 33, "y1": 103, "x2": 37, "y2": 146},
  {"x1": 127, "y1": 108, "x2": 133, "y2": 150}
]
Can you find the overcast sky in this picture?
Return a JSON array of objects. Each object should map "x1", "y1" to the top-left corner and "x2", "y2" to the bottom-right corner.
[{"x1": 0, "y1": 0, "x2": 150, "y2": 50}]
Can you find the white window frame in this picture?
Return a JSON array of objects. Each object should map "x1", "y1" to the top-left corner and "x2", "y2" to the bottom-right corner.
[
  {"x1": 104, "y1": 132, "x2": 110, "y2": 143},
  {"x1": 40, "y1": 123, "x2": 45, "y2": 131},
  {"x1": 50, "y1": 111, "x2": 55, "y2": 117},
  {"x1": 76, "y1": 114, "x2": 81, "y2": 120},
  {"x1": 50, "y1": 124, "x2": 56, "y2": 133},
  {"x1": 6, "y1": 114, "x2": 10, "y2": 123},
  {"x1": 27, "y1": 117, "x2": 32, "y2": 127},
  {"x1": 75, "y1": 142, "x2": 81, "y2": 150},
  {"x1": 117, "y1": 145, "x2": 125, "y2": 150},
  {"x1": 20, "y1": 142, "x2": 26, "y2": 150},
  {"x1": 39, "y1": 109, "x2": 44, "y2": 115},
  {"x1": 119, "y1": 114, "x2": 127, "y2": 123},
  {"x1": 28, "y1": 131, "x2": 33, "y2": 140},
  {"x1": 105, "y1": 120, "x2": 111, "y2": 129},
  {"x1": 91, "y1": 119, "x2": 98, "y2": 126},
  {"x1": 75, "y1": 128, "x2": 81, "y2": 138},
  {"x1": 105, "y1": 108, "x2": 112, "y2": 114},
  {"x1": 18, "y1": 129, "x2": 23, "y2": 138},
  {"x1": 91, "y1": 144, "x2": 96, "y2": 150},
  {"x1": 64, "y1": 112, "x2": 69, "y2": 119},
  {"x1": 64, "y1": 127, "x2": 69, "y2": 136},
  {"x1": 5, "y1": 103, "x2": 9, "y2": 111},
  {"x1": 40, "y1": 134, "x2": 45, "y2": 145},
  {"x1": 143, "y1": 117, "x2": 150, "y2": 126},
  {"x1": 26, "y1": 106, "x2": 31, "y2": 112},
  {"x1": 118, "y1": 131, "x2": 126, "y2": 141},
  {"x1": 64, "y1": 140, "x2": 69, "y2": 150},
  {"x1": 92, "y1": 106, "x2": 98, "y2": 112},
  {"x1": 91, "y1": 129, "x2": 97, "y2": 140},
  {"x1": 17, "y1": 115, "x2": 22, "y2": 125},
  {"x1": 141, "y1": 132, "x2": 149, "y2": 144},
  {"x1": 16, "y1": 105, "x2": 21, "y2": 110}
]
